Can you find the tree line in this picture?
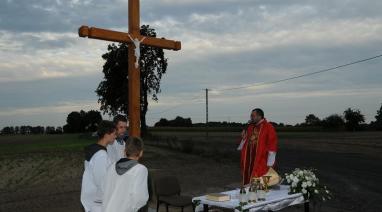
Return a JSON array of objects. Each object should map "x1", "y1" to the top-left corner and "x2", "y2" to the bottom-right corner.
[
  {"x1": 294, "y1": 105, "x2": 382, "y2": 131},
  {"x1": 0, "y1": 110, "x2": 103, "y2": 135},
  {"x1": 1, "y1": 104, "x2": 381, "y2": 135},
  {"x1": 153, "y1": 104, "x2": 382, "y2": 131},
  {"x1": 0, "y1": 126, "x2": 63, "y2": 135}
]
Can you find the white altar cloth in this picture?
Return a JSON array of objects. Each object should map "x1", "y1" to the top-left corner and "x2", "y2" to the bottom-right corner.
[{"x1": 192, "y1": 185, "x2": 305, "y2": 211}]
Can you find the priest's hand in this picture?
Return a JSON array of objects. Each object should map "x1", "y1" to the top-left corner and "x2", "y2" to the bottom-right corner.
[
  {"x1": 267, "y1": 151, "x2": 276, "y2": 167},
  {"x1": 241, "y1": 129, "x2": 246, "y2": 139}
]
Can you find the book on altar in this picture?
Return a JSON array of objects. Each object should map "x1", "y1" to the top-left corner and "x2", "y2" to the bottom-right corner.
[{"x1": 206, "y1": 193, "x2": 230, "y2": 202}]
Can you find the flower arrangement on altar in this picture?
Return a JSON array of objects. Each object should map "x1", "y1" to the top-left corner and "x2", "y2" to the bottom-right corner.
[{"x1": 285, "y1": 168, "x2": 332, "y2": 201}]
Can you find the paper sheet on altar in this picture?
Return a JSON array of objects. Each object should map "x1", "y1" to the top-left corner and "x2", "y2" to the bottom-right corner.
[{"x1": 193, "y1": 185, "x2": 305, "y2": 212}]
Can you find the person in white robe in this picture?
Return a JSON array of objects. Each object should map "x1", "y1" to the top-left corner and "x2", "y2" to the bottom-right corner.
[
  {"x1": 107, "y1": 115, "x2": 128, "y2": 163},
  {"x1": 102, "y1": 137, "x2": 149, "y2": 212},
  {"x1": 80, "y1": 121, "x2": 117, "y2": 212}
]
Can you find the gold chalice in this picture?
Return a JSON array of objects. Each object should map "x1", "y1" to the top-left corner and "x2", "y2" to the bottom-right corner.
[{"x1": 262, "y1": 175, "x2": 272, "y2": 192}]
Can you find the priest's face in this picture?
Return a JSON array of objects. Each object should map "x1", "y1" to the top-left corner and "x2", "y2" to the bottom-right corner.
[
  {"x1": 250, "y1": 111, "x2": 263, "y2": 124},
  {"x1": 116, "y1": 121, "x2": 128, "y2": 138}
]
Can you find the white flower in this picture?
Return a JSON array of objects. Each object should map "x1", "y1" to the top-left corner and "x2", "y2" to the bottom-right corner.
[
  {"x1": 314, "y1": 189, "x2": 319, "y2": 194},
  {"x1": 307, "y1": 181, "x2": 312, "y2": 187},
  {"x1": 293, "y1": 177, "x2": 299, "y2": 183},
  {"x1": 326, "y1": 190, "x2": 330, "y2": 194},
  {"x1": 302, "y1": 182, "x2": 307, "y2": 188},
  {"x1": 292, "y1": 182, "x2": 297, "y2": 188},
  {"x1": 299, "y1": 171, "x2": 303, "y2": 176},
  {"x1": 302, "y1": 189, "x2": 307, "y2": 194}
]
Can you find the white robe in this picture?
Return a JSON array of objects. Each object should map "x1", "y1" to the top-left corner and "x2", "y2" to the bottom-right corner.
[
  {"x1": 102, "y1": 163, "x2": 149, "y2": 212},
  {"x1": 107, "y1": 139, "x2": 125, "y2": 163},
  {"x1": 80, "y1": 150, "x2": 111, "y2": 212}
]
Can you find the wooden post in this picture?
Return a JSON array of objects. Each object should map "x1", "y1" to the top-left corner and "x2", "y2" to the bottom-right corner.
[
  {"x1": 205, "y1": 88, "x2": 209, "y2": 138},
  {"x1": 128, "y1": 0, "x2": 141, "y2": 137}
]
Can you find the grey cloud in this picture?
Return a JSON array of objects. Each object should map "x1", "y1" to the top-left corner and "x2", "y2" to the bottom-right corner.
[
  {"x1": 0, "y1": 73, "x2": 102, "y2": 108},
  {"x1": 1, "y1": 0, "x2": 382, "y2": 128},
  {"x1": 161, "y1": 38, "x2": 382, "y2": 95},
  {"x1": 0, "y1": 0, "x2": 129, "y2": 33}
]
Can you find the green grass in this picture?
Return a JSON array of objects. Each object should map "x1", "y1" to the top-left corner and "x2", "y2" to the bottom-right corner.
[{"x1": 0, "y1": 134, "x2": 96, "y2": 155}]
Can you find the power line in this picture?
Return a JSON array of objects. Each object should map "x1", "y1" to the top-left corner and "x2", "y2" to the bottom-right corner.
[
  {"x1": 147, "y1": 93, "x2": 204, "y2": 115},
  {"x1": 147, "y1": 53, "x2": 382, "y2": 116},
  {"x1": 212, "y1": 53, "x2": 382, "y2": 92}
]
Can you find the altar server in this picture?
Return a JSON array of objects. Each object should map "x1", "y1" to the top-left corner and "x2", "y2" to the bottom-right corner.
[
  {"x1": 102, "y1": 136, "x2": 149, "y2": 212},
  {"x1": 81, "y1": 121, "x2": 116, "y2": 212}
]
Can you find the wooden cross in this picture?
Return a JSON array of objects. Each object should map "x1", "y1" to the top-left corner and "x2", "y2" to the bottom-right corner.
[{"x1": 78, "y1": 0, "x2": 181, "y2": 137}]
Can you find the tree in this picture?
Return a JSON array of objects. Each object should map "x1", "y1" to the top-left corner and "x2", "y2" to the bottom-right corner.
[
  {"x1": 322, "y1": 114, "x2": 345, "y2": 130},
  {"x1": 154, "y1": 118, "x2": 170, "y2": 127},
  {"x1": 45, "y1": 126, "x2": 56, "y2": 134},
  {"x1": 56, "y1": 127, "x2": 63, "y2": 134},
  {"x1": 374, "y1": 103, "x2": 382, "y2": 130},
  {"x1": 63, "y1": 111, "x2": 83, "y2": 133},
  {"x1": 63, "y1": 110, "x2": 103, "y2": 133},
  {"x1": 30, "y1": 126, "x2": 44, "y2": 134},
  {"x1": 20, "y1": 126, "x2": 31, "y2": 134},
  {"x1": 14, "y1": 126, "x2": 20, "y2": 134},
  {"x1": 96, "y1": 25, "x2": 168, "y2": 134},
  {"x1": 84, "y1": 110, "x2": 103, "y2": 132},
  {"x1": 343, "y1": 108, "x2": 365, "y2": 131},
  {"x1": 154, "y1": 116, "x2": 193, "y2": 127},
  {"x1": 305, "y1": 114, "x2": 321, "y2": 126},
  {"x1": 171, "y1": 116, "x2": 192, "y2": 127},
  {"x1": 1, "y1": 127, "x2": 14, "y2": 135}
]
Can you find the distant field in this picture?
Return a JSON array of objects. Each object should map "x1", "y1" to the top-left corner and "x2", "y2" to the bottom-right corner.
[
  {"x1": 0, "y1": 134, "x2": 96, "y2": 155},
  {"x1": 146, "y1": 131, "x2": 382, "y2": 158},
  {"x1": 0, "y1": 131, "x2": 382, "y2": 211}
]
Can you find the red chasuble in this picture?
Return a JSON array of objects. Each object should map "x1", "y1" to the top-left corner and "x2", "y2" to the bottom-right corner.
[{"x1": 240, "y1": 119, "x2": 278, "y2": 185}]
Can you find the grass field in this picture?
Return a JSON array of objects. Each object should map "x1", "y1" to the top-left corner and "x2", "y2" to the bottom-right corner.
[
  {"x1": 0, "y1": 134, "x2": 96, "y2": 154},
  {"x1": 0, "y1": 131, "x2": 382, "y2": 212}
]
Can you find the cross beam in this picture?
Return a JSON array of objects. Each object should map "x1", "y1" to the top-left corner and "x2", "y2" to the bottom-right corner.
[
  {"x1": 78, "y1": 26, "x2": 181, "y2": 51},
  {"x1": 78, "y1": 0, "x2": 181, "y2": 137}
]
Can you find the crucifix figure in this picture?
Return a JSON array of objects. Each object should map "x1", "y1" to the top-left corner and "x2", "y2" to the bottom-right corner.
[
  {"x1": 78, "y1": 0, "x2": 181, "y2": 137},
  {"x1": 127, "y1": 33, "x2": 146, "y2": 68}
]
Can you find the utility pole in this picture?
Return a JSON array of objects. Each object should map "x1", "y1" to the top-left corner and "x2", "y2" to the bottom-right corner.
[{"x1": 205, "y1": 88, "x2": 209, "y2": 139}]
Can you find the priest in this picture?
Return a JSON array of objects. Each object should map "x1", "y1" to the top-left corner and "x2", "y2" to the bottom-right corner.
[{"x1": 238, "y1": 108, "x2": 278, "y2": 185}]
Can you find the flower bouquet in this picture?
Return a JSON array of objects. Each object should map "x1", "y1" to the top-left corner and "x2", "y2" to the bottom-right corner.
[{"x1": 284, "y1": 168, "x2": 332, "y2": 201}]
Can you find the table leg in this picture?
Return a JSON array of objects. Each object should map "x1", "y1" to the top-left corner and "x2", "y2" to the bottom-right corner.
[
  {"x1": 304, "y1": 201, "x2": 309, "y2": 212},
  {"x1": 203, "y1": 204, "x2": 209, "y2": 212}
]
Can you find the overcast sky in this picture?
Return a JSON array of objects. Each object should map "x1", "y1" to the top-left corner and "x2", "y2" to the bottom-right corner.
[{"x1": 1, "y1": 0, "x2": 382, "y2": 128}]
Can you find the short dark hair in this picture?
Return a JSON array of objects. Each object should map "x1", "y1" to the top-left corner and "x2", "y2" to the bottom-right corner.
[
  {"x1": 252, "y1": 108, "x2": 264, "y2": 118},
  {"x1": 125, "y1": 137, "x2": 144, "y2": 157},
  {"x1": 97, "y1": 120, "x2": 116, "y2": 138},
  {"x1": 113, "y1": 114, "x2": 127, "y2": 125}
]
